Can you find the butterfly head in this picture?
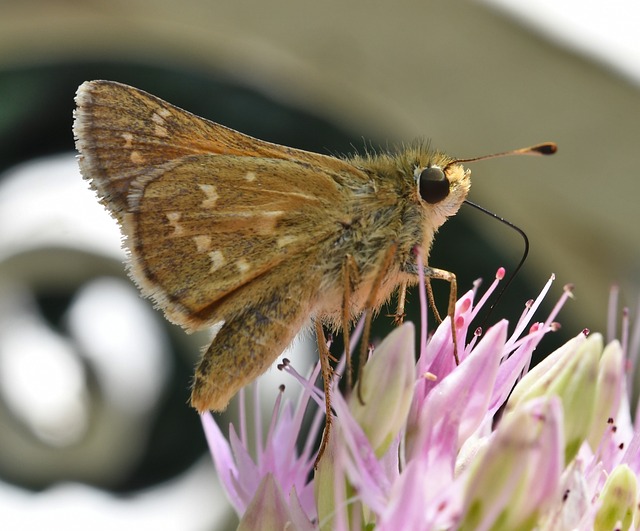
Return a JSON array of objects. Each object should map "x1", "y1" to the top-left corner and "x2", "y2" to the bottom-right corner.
[{"x1": 408, "y1": 149, "x2": 471, "y2": 231}]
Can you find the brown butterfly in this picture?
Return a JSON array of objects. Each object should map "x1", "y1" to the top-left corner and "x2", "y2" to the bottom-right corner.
[{"x1": 74, "y1": 80, "x2": 555, "y2": 459}]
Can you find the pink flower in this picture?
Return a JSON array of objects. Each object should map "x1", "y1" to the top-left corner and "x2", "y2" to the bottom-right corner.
[
  {"x1": 200, "y1": 272, "x2": 640, "y2": 529},
  {"x1": 200, "y1": 370, "x2": 320, "y2": 525}
]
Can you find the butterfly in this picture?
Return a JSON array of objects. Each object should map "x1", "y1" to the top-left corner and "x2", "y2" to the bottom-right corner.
[{"x1": 74, "y1": 80, "x2": 555, "y2": 460}]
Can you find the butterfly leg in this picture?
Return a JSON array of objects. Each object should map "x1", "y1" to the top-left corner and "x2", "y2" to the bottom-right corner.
[
  {"x1": 341, "y1": 254, "x2": 360, "y2": 392},
  {"x1": 423, "y1": 266, "x2": 459, "y2": 364},
  {"x1": 425, "y1": 277, "x2": 443, "y2": 323},
  {"x1": 357, "y1": 242, "x2": 398, "y2": 404},
  {"x1": 314, "y1": 254, "x2": 360, "y2": 466},
  {"x1": 314, "y1": 320, "x2": 334, "y2": 468},
  {"x1": 393, "y1": 280, "x2": 408, "y2": 325}
]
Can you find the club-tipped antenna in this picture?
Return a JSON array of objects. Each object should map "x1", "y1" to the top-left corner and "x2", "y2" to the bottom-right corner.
[{"x1": 444, "y1": 142, "x2": 557, "y2": 171}]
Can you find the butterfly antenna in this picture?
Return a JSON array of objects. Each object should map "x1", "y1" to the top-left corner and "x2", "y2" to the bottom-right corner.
[{"x1": 444, "y1": 142, "x2": 557, "y2": 170}]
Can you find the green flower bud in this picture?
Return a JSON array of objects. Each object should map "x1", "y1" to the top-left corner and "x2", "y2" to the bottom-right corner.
[
  {"x1": 314, "y1": 434, "x2": 338, "y2": 531},
  {"x1": 589, "y1": 340, "x2": 624, "y2": 449},
  {"x1": 349, "y1": 323, "x2": 416, "y2": 457},
  {"x1": 459, "y1": 397, "x2": 562, "y2": 531},
  {"x1": 594, "y1": 464, "x2": 637, "y2": 531},
  {"x1": 507, "y1": 333, "x2": 602, "y2": 462}
]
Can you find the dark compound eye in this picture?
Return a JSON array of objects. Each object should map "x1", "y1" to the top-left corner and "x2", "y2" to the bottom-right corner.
[{"x1": 418, "y1": 166, "x2": 450, "y2": 204}]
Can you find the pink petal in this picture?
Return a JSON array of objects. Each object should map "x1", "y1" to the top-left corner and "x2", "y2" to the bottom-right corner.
[
  {"x1": 409, "y1": 320, "x2": 508, "y2": 462},
  {"x1": 200, "y1": 413, "x2": 243, "y2": 513}
]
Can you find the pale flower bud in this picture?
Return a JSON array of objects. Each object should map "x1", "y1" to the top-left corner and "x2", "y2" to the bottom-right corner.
[
  {"x1": 349, "y1": 322, "x2": 416, "y2": 457},
  {"x1": 594, "y1": 464, "x2": 637, "y2": 531},
  {"x1": 507, "y1": 333, "x2": 602, "y2": 462},
  {"x1": 459, "y1": 397, "x2": 563, "y2": 530}
]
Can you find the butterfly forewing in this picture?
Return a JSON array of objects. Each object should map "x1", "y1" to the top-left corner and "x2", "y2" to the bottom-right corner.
[
  {"x1": 74, "y1": 80, "x2": 364, "y2": 222},
  {"x1": 128, "y1": 154, "x2": 346, "y2": 330}
]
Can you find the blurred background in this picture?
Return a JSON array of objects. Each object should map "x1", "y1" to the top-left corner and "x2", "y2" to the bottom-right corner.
[{"x1": 0, "y1": 1, "x2": 638, "y2": 529}]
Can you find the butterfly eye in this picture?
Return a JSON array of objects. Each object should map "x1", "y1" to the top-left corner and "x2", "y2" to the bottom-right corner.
[{"x1": 418, "y1": 166, "x2": 450, "y2": 204}]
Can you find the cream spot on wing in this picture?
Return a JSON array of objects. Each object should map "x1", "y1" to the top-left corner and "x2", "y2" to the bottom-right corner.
[
  {"x1": 277, "y1": 235, "x2": 297, "y2": 248},
  {"x1": 130, "y1": 151, "x2": 145, "y2": 164},
  {"x1": 230, "y1": 210, "x2": 283, "y2": 220},
  {"x1": 193, "y1": 235, "x2": 212, "y2": 252},
  {"x1": 158, "y1": 108, "x2": 172, "y2": 118},
  {"x1": 236, "y1": 259, "x2": 250, "y2": 274},
  {"x1": 166, "y1": 212, "x2": 184, "y2": 235},
  {"x1": 244, "y1": 171, "x2": 256, "y2": 182},
  {"x1": 198, "y1": 184, "x2": 219, "y2": 208},
  {"x1": 209, "y1": 250, "x2": 225, "y2": 272},
  {"x1": 121, "y1": 132, "x2": 134, "y2": 149},
  {"x1": 256, "y1": 211, "x2": 284, "y2": 234},
  {"x1": 152, "y1": 113, "x2": 169, "y2": 137}
]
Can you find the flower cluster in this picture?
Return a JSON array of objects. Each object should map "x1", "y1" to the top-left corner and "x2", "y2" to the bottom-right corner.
[{"x1": 201, "y1": 270, "x2": 640, "y2": 530}]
